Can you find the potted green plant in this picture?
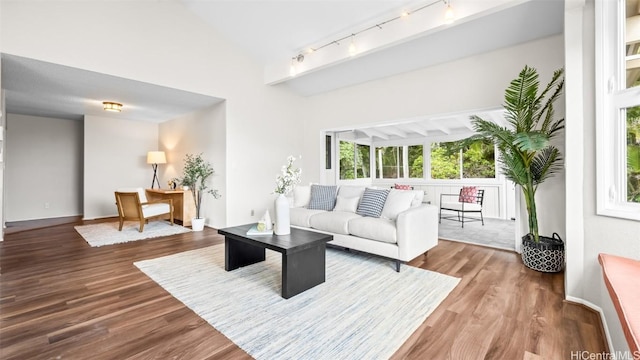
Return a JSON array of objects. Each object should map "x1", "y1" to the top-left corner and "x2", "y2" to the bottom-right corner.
[
  {"x1": 179, "y1": 153, "x2": 221, "y2": 231},
  {"x1": 471, "y1": 65, "x2": 565, "y2": 272}
]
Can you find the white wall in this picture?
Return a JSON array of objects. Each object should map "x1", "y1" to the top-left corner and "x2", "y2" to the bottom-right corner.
[
  {"x1": 0, "y1": 1, "x2": 304, "y2": 227},
  {"x1": 83, "y1": 115, "x2": 158, "y2": 219},
  {"x1": 0, "y1": 90, "x2": 5, "y2": 239},
  {"x1": 304, "y1": 35, "x2": 566, "y2": 242},
  {"x1": 5, "y1": 114, "x2": 83, "y2": 221},
  {"x1": 565, "y1": 0, "x2": 640, "y2": 352},
  {"x1": 159, "y1": 102, "x2": 227, "y2": 229}
]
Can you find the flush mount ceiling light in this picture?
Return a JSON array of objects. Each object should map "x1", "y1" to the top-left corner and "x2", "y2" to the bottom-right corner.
[{"x1": 103, "y1": 101, "x2": 123, "y2": 112}]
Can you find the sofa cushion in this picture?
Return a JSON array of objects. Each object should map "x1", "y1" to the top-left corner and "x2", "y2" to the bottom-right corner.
[
  {"x1": 349, "y1": 217, "x2": 397, "y2": 244},
  {"x1": 293, "y1": 185, "x2": 311, "y2": 207},
  {"x1": 337, "y1": 185, "x2": 366, "y2": 199},
  {"x1": 308, "y1": 185, "x2": 338, "y2": 211},
  {"x1": 290, "y1": 207, "x2": 326, "y2": 227},
  {"x1": 309, "y1": 211, "x2": 362, "y2": 235},
  {"x1": 381, "y1": 190, "x2": 415, "y2": 220},
  {"x1": 356, "y1": 188, "x2": 389, "y2": 217},
  {"x1": 333, "y1": 195, "x2": 360, "y2": 213}
]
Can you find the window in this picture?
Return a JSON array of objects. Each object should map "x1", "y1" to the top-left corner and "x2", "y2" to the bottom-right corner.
[
  {"x1": 339, "y1": 140, "x2": 370, "y2": 180},
  {"x1": 430, "y1": 139, "x2": 495, "y2": 179},
  {"x1": 408, "y1": 145, "x2": 424, "y2": 178},
  {"x1": 374, "y1": 145, "x2": 424, "y2": 179},
  {"x1": 627, "y1": 106, "x2": 640, "y2": 202},
  {"x1": 596, "y1": 0, "x2": 640, "y2": 219},
  {"x1": 375, "y1": 146, "x2": 404, "y2": 179}
]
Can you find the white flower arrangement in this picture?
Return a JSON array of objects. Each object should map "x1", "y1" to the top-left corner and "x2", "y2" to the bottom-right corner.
[{"x1": 274, "y1": 156, "x2": 302, "y2": 195}]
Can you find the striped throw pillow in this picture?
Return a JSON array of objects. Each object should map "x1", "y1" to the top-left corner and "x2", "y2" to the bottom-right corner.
[
  {"x1": 356, "y1": 188, "x2": 390, "y2": 218},
  {"x1": 307, "y1": 185, "x2": 338, "y2": 211}
]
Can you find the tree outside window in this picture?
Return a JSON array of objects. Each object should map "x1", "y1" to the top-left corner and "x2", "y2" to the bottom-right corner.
[
  {"x1": 408, "y1": 145, "x2": 424, "y2": 178},
  {"x1": 375, "y1": 145, "x2": 424, "y2": 179},
  {"x1": 431, "y1": 139, "x2": 495, "y2": 179},
  {"x1": 339, "y1": 140, "x2": 370, "y2": 180},
  {"x1": 375, "y1": 146, "x2": 404, "y2": 178},
  {"x1": 628, "y1": 106, "x2": 640, "y2": 202}
]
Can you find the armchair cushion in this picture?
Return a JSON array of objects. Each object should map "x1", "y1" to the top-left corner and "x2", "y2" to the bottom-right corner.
[
  {"x1": 142, "y1": 203, "x2": 171, "y2": 218},
  {"x1": 440, "y1": 202, "x2": 482, "y2": 211},
  {"x1": 458, "y1": 186, "x2": 478, "y2": 203}
]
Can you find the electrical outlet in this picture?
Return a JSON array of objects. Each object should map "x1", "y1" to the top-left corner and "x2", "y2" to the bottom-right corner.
[
  {"x1": 250, "y1": 209, "x2": 254, "y2": 216},
  {"x1": 44, "y1": 202, "x2": 50, "y2": 209}
]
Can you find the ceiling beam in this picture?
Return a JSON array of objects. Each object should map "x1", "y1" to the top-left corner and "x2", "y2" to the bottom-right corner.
[
  {"x1": 360, "y1": 128, "x2": 390, "y2": 140},
  {"x1": 430, "y1": 120, "x2": 452, "y2": 135},
  {"x1": 456, "y1": 116, "x2": 475, "y2": 131},
  {"x1": 380, "y1": 127, "x2": 408, "y2": 138},
  {"x1": 399, "y1": 123, "x2": 429, "y2": 137}
]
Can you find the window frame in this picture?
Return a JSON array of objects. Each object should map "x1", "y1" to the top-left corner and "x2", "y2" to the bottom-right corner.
[
  {"x1": 338, "y1": 139, "x2": 371, "y2": 181},
  {"x1": 596, "y1": 0, "x2": 640, "y2": 220}
]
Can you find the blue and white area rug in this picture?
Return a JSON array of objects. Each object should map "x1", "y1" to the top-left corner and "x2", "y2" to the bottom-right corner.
[{"x1": 135, "y1": 245, "x2": 460, "y2": 360}]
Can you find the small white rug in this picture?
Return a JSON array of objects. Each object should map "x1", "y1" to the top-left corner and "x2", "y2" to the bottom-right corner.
[
  {"x1": 135, "y1": 245, "x2": 460, "y2": 360},
  {"x1": 75, "y1": 221, "x2": 191, "y2": 247}
]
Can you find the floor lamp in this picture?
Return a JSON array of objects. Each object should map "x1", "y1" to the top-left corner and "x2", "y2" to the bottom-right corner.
[{"x1": 147, "y1": 151, "x2": 166, "y2": 189}]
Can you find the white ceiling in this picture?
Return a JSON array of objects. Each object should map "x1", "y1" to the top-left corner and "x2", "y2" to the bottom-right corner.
[
  {"x1": 1, "y1": 54, "x2": 223, "y2": 122},
  {"x1": 1, "y1": 0, "x2": 563, "y2": 138}
]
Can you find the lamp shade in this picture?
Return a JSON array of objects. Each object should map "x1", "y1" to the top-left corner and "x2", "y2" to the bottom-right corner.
[{"x1": 147, "y1": 151, "x2": 167, "y2": 164}]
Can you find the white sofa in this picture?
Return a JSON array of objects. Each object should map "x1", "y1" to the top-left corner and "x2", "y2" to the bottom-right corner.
[{"x1": 289, "y1": 185, "x2": 439, "y2": 271}]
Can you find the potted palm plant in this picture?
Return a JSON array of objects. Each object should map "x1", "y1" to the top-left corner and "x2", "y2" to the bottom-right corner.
[
  {"x1": 180, "y1": 153, "x2": 221, "y2": 231},
  {"x1": 471, "y1": 65, "x2": 565, "y2": 272}
]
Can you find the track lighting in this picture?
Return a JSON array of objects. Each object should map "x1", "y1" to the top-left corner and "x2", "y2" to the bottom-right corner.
[
  {"x1": 289, "y1": 54, "x2": 305, "y2": 76},
  {"x1": 348, "y1": 35, "x2": 357, "y2": 56},
  {"x1": 289, "y1": 0, "x2": 455, "y2": 64},
  {"x1": 444, "y1": 1, "x2": 455, "y2": 24}
]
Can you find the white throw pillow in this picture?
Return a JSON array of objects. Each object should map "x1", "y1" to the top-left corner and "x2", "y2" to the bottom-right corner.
[
  {"x1": 333, "y1": 195, "x2": 360, "y2": 213},
  {"x1": 337, "y1": 185, "x2": 366, "y2": 199},
  {"x1": 293, "y1": 185, "x2": 311, "y2": 208},
  {"x1": 381, "y1": 189, "x2": 416, "y2": 220},
  {"x1": 409, "y1": 190, "x2": 425, "y2": 207}
]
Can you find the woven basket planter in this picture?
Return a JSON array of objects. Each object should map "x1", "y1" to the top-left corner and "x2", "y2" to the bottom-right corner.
[{"x1": 521, "y1": 233, "x2": 565, "y2": 273}]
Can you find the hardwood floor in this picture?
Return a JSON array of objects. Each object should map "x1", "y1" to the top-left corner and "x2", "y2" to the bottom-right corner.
[{"x1": 0, "y1": 219, "x2": 607, "y2": 359}]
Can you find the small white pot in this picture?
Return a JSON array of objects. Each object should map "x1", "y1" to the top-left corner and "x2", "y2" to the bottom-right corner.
[{"x1": 192, "y1": 218, "x2": 206, "y2": 231}]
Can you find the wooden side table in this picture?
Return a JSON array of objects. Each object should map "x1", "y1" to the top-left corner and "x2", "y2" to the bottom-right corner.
[{"x1": 145, "y1": 189, "x2": 196, "y2": 226}]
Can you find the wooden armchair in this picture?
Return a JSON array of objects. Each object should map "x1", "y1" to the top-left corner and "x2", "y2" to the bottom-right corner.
[
  {"x1": 439, "y1": 187, "x2": 485, "y2": 228},
  {"x1": 114, "y1": 188, "x2": 174, "y2": 232}
]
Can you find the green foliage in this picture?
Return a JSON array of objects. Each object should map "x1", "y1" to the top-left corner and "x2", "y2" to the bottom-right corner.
[
  {"x1": 628, "y1": 106, "x2": 640, "y2": 202},
  {"x1": 339, "y1": 141, "x2": 355, "y2": 179},
  {"x1": 180, "y1": 153, "x2": 220, "y2": 219},
  {"x1": 471, "y1": 65, "x2": 564, "y2": 242},
  {"x1": 375, "y1": 146, "x2": 404, "y2": 178},
  {"x1": 340, "y1": 141, "x2": 369, "y2": 179},
  {"x1": 430, "y1": 139, "x2": 495, "y2": 179},
  {"x1": 408, "y1": 145, "x2": 423, "y2": 178},
  {"x1": 430, "y1": 144, "x2": 459, "y2": 179}
]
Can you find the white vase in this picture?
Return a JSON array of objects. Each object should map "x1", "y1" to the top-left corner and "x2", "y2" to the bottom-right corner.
[
  {"x1": 192, "y1": 218, "x2": 205, "y2": 232},
  {"x1": 274, "y1": 194, "x2": 290, "y2": 235}
]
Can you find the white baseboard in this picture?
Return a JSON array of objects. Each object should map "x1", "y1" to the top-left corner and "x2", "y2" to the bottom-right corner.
[{"x1": 566, "y1": 295, "x2": 614, "y2": 352}]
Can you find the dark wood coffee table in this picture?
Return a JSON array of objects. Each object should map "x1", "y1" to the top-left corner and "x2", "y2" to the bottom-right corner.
[{"x1": 217, "y1": 224, "x2": 333, "y2": 299}]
